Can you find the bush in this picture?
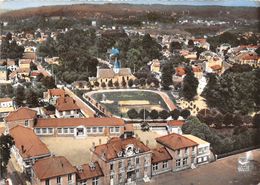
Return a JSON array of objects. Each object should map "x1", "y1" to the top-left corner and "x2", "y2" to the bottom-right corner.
[
  {"x1": 181, "y1": 109, "x2": 191, "y2": 119},
  {"x1": 101, "y1": 82, "x2": 106, "y2": 88},
  {"x1": 128, "y1": 79, "x2": 134, "y2": 87},
  {"x1": 159, "y1": 110, "x2": 169, "y2": 119},
  {"x1": 108, "y1": 79, "x2": 113, "y2": 88},
  {"x1": 150, "y1": 109, "x2": 159, "y2": 119},
  {"x1": 94, "y1": 81, "x2": 100, "y2": 87},
  {"x1": 252, "y1": 114, "x2": 260, "y2": 128},
  {"x1": 114, "y1": 81, "x2": 119, "y2": 88},
  {"x1": 170, "y1": 109, "x2": 180, "y2": 120},
  {"x1": 127, "y1": 109, "x2": 138, "y2": 119}
]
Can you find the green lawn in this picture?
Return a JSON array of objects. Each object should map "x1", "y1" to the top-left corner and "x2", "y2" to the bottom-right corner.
[{"x1": 91, "y1": 90, "x2": 170, "y2": 118}]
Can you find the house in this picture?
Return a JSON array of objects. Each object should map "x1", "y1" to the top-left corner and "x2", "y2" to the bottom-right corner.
[
  {"x1": 0, "y1": 66, "x2": 8, "y2": 81},
  {"x1": 9, "y1": 68, "x2": 31, "y2": 82},
  {"x1": 235, "y1": 52, "x2": 260, "y2": 68},
  {"x1": 22, "y1": 52, "x2": 37, "y2": 62},
  {"x1": 151, "y1": 147, "x2": 172, "y2": 176},
  {"x1": 0, "y1": 98, "x2": 15, "y2": 118},
  {"x1": 193, "y1": 38, "x2": 210, "y2": 50},
  {"x1": 91, "y1": 135, "x2": 152, "y2": 185},
  {"x1": 9, "y1": 125, "x2": 51, "y2": 173},
  {"x1": 19, "y1": 59, "x2": 32, "y2": 69},
  {"x1": 174, "y1": 66, "x2": 203, "y2": 79},
  {"x1": 4, "y1": 107, "x2": 37, "y2": 129},
  {"x1": 156, "y1": 133, "x2": 198, "y2": 172},
  {"x1": 43, "y1": 88, "x2": 66, "y2": 105},
  {"x1": 167, "y1": 120, "x2": 184, "y2": 134},
  {"x1": 76, "y1": 161, "x2": 104, "y2": 185},
  {"x1": 34, "y1": 117, "x2": 125, "y2": 138},
  {"x1": 183, "y1": 135, "x2": 211, "y2": 165},
  {"x1": 31, "y1": 156, "x2": 77, "y2": 185},
  {"x1": 149, "y1": 59, "x2": 161, "y2": 74},
  {"x1": 55, "y1": 97, "x2": 81, "y2": 118}
]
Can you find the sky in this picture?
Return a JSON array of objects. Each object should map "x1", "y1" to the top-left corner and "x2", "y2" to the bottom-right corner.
[{"x1": 0, "y1": 0, "x2": 259, "y2": 10}]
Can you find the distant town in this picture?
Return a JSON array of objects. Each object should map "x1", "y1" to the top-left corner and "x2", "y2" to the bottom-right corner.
[{"x1": 0, "y1": 3, "x2": 259, "y2": 185}]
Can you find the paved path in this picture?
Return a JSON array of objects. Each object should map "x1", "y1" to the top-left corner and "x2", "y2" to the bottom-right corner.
[
  {"x1": 139, "y1": 149, "x2": 260, "y2": 185},
  {"x1": 64, "y1": 87, "x2": 95, "y2": 117}
]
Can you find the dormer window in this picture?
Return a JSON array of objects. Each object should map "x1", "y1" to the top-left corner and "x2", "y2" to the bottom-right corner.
[{"x1": 25, "y1": 120, "x2": 29, "y2": 127}]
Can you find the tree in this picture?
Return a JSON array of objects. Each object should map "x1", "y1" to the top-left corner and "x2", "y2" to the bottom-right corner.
[
  {"x1": 41, "y1": 76, "x2": 56, "y2": 89},
  {"x1": 127, "y1": 109, "x2": 138, "y2": 119},
  {"x1": 159, "y1": 110, "x2": 169, "y2": 119},
  {"x1": 0, "y1": 134, "x2": 15, "y2": 179},
  {"x1": 150, "y1": 109, "x2": 159, "y2": 119},
  {"x1": 170, "y1": 109, "x2": 180, "y2": 120},
  {"x1": 223, "y1": 113, "x2": 234, "y2": 126},
  {"x1": 188, "y1": 40, "x2": 194, "y2": 47},
  {"x1": 26, "y1": 89, "x2": 39, "y2": 107},
  {"x1": 182, "y1": 68, "x2": 198, "y2": 101},
  {"x1": 139, "y1": 109, "x2": 150, "y2": 119},
  {"x1": 252, "y1": 114, "x2": 260, "y2": 128},
  {"x1": 181, "y1": 109, "x2": 191, "y2": 119},
  {"x1": 161, "y1": 63, "x2": 174, "y2": 89},
  {"x1": 108, "y1": 79, "x2": 113, "y2": 88},
  {"x1": 128, "y1": 79, "x2": 133, "y2": 87},
  {"x1": 194, "y1": 46, "x2": 206, "y2": 59},
  {"x1": 169, "y1": 41, "x2": 182, "y2": 52},
  {"x1": 15, "y1": 85, "x2": 25, "y2": 107},
  {"x1": 133, "y1": 79, "x2": 140, "y2": 87},
  {"x1": 94, "y1": 81, "x2": 100, "y2": 87},
  {"x1": 114, "y1": 81, "x2": 119, "y2": 88},
  {"x1": 101, "y1": 82, "x2": 106, "y2": 88},
  {"x1": 139, "y1": 78, "x2": 146, "y2": 86},
  {"x1": 233, "y1": 114, "x2": 243, "y2": 127}
]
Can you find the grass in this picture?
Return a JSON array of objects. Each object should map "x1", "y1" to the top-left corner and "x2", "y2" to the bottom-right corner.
[{"x1": 91, "y1": 90, "x2": 170, "y2": 117}]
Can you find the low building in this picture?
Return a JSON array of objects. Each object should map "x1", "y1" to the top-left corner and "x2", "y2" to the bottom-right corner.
[
  {"x1": 55, "y1": 97, "x2": 81, "y2": 118},
  {"x1": 31, "y1": 156, "x2": 77, "y2": 185},
  {"x1": 0, "y1": 98, "x2": 15, "y2": 118},
  {"x1": 156, "y1": 133, "x2": 198, "y2": 172},
  {"x1": 167, "y1": 120, "x2": 184, "y2": 135},
  {"x1": 4, "y1": 107, "x2": 37, "y2": 129},
  {"x1": 76, "y1": 162, "x2": 104, "y2": 185},
  {"x1": 183, "y1": 134, "x2": 211, "y2": 165},
  {"x1": 43, "y1": 88, "x2": 66, "y2": 105},
  {"x1": 151, "y1": 147, "x2": 172, "y2": 176},
  {"x1": 9, "y1": 125, "x2": 51, "y2": 173},
  {"x1": 91, "y1": 135, "x2": 152, "y2": 185},
  {"x1": 34, "y1": 117, "x2": 125, "y2": 138}
]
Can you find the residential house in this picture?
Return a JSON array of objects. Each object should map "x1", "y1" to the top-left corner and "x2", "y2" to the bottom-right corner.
[
  {"x1": 235, "y1": 52, "x2": 260, "y2": 68},
  {"x1": 151, "y1": 147, "x2": 172, "y2": 176},
  {"x1": 156, "y1": 133, "x2": 198, "y2": 172},
  {"x1": 76, "y1": 162, "x2": 104, "y2": 185},
  {"x1": 55, "y1": 97, "x2": 81, "y2": 118},
  {"x1": 174, "y1": 66, "x2": 203, "y2": 79},
  {"x1": 31, "y1": 156, "x2": 77, "y2": 185},
  {"x1": 4, "y1": 107, "x2": 37, "y2": 129},
  {"x1": 0, "y1": 98, "x2": 15, "y2": 117},
  {"x1": 34, "y1": 117, "x2": 125, "y2": 138},
  {"x1": 9, "y1": 125, "x2": 51, "y2": 173},
  {"x1": 19, "y1": 59, "x2": 32, "y2": 69},
  {"x1": 91, "y1": 135, "x2": 152, "y2": 185},
  {"x1": 167, "y1": 120, "x2": 184, "y2": 135},
  {"x1": 183, "y1": 135, "x2": 211, "y2": 165},
  {"x1": 43, "y1": 88, "x2": 66, "y2": 105}
]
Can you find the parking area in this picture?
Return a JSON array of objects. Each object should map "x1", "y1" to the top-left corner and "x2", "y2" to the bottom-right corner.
[{"x1": 139, "y1": 149, "x2": 260, "y2": 185}]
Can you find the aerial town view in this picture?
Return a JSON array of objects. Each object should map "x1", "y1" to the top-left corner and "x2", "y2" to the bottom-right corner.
[{"x1": 0, "y1": 0, "x2": 259, "y2": 185}]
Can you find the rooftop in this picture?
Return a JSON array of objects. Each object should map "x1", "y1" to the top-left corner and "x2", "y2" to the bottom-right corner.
[
  {"x1": 76, "y1": 162, "x2": 104, "y2": 181},
  {"x1": 5, "y1": 107, "x2": 37, "y2": 122},
  {"x1": 151, "y1": 147, "x2": 172, "y2": 164},
  {"x1": 183, "y1": 134, "x2": 209, "y2": 145}
]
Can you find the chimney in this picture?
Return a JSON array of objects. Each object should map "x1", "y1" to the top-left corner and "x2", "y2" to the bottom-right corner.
[{"x1": 21, "y1": 145, "x2": 25, "y2": 153}]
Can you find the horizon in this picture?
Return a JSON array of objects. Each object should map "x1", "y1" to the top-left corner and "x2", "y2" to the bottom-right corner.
[{"x1": 0, "y1": 0, "x2": 259, "y2": 10}]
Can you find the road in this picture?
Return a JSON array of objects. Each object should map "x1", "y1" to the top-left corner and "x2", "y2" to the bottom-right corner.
[
  {"x1": 139, "y1": 149, "x2": 260, "y2": 185},
  {"x1": 64, "y1": 87, "x2": 95, "y2": 117}
]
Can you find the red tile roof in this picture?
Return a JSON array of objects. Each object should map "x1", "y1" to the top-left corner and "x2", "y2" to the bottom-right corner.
[
  {"x1": 10, "y1": 125, "x2": 50, "y2": 159},
  {"x1": 48, "y1": 89, "x2": 65, "y2": 97},
  {"x1": 35, "y1": 117, "x2": 125, "y2": 128},
  {"x1": 5, "y1": 107, "x2": 37, "y2": 122},
  {"x1": 210, "y1": 65, "x2": 222, "y2": 71},
  {"x1": 167, "y1": 120, "x2": 185, "y2": 127},
  {"x1": 33, "y1": 156, "x2": 76, "y2": 180},
  {"x1": 56, "y1": 97, "x2": 80, "y2": 111},
  {"x1": 76, "y1": 162, "x2": 104, "y2": 181},
  {"x1": 0, "y1": 98, "x2": 12, "y2": 103},
  {"x1": 93, "y1": 137, "x2": 150, "y2": 161},
  {"x1": 175, "y1": 67, "x2": 186, "y2": 76},
  {"x1": 156, "y1": 133, "x2": 198, "y2": 151},
  {"x1": 151, "y1": 147, "x2": 172, "y2": 164}
]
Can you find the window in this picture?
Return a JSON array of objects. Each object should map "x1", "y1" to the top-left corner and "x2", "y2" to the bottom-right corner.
[
  {"x1": 110, "y1": 163, "x2": 114, "y2": 171},
  {"x1": 110, "y1": 175, "x2": 114, "y2": 180},
  {"x1": 25, "y1": 120, "x2": 29, "y2": 127},
  {"x1": 115, "y1": 127, "x2": 120, "y2": 133},
  {"x1": 185, "y1": 148, "x2": 188, "y2": 155},
  {"x1": 203, "y1": 156, "x2": 208, "y2": 162},
  {"x1": 152, "y1": 163, "x2": 158, "y2": 171},
  {"x1": 57, "y1": 176, "x2": 61, "y2": 184},
  {"x1": 162, "y1": 161, "x2": 168, "y2": 169},
  {"x1": 48, "y1": 128, "x2": 53, "y2": 134},
  {"x1": 127, "y1": 159, "x2": 131, "y2": 166},
  {"x1": 81, "y1": 180, "x2": 87, "y2": 185},
  {"x1": 45, "y1": 179, "x2": 49, "y2": 185},
  {"x1": 68, "y1": 174, "x2": 72, "y2": 182},
  {"x1": 70, "y1": 128, "x2": 74, "y2": 134},
  {"x1": 176, "y1": 159, "x2": 181, "y2": 168},
  {"x1": 98, "y1": 127, "x2": 103, "y2": 133},
  {"x1": 42, "y1": 128, "x2": 47, "y2": 134},
  {"x1": 119, "y1": 161, "x2": 122, "y2": 169},
  {"x1": 177, "y1": 149, "x2": 180, "y2": 156},
  {"x1": 109, "y1": 127, "x2": 114, "y2": 133},
  {"x1": 63, "y1": 128, "x2": 68, "y2": 134},
  {"x1": 92, "y1": 127, "x2": 97, "y2": 133},
  {"x1": 136, "y1": 169, "x2": 140, "y2": 178},
  {"x1": 86, "y1": 127, "x2": 91, "y2": 133},
  {"x1": 57, "y1": 128, "x2": 62, "y2": 134},
  {"x1": 35, "y1": 128, "x2": 41, "y2": 134},
  {"x1": 136, "y1": 157, "x2": 139, "y2": 164},
  {"x1": 192, "y1": 146, "x2": 195, "y2": 152},
  {"x1": 183, "y1": 157, "x2": 188, "y2": 166},
  {"x1": 92, "y1": 177, "x2": 98, "y2": 185}
]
